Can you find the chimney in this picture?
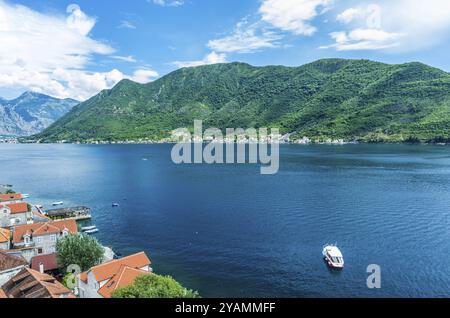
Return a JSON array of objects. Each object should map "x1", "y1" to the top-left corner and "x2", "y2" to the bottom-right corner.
[{"x1": 39, "y1": 262, "x2": 44, "y2": 274}]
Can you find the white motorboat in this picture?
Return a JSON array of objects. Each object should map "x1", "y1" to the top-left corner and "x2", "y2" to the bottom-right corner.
[
  {"x1": 323, "y1": 245, "x2": 344, "y2": 269},
  {"x1": 81, "y1": 226, "x2": 97, "y2": 232},
  {"x1": 85, "y1": 228, "x2": 99, "y2": 234},
  {"x1": 52, "y1": 201, "x2": 64, "y2": 206}
]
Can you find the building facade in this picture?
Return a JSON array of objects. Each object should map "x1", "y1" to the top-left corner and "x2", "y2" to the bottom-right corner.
[
  {"x1": 12, "y1": 220, "x2": 77, "y2": 262},
  {"x1": 0, "y1": 202, "x2": 32, "y2": 228},
  {"x1": 77, "y1": 252, "x2": 152, "y2": 298}
]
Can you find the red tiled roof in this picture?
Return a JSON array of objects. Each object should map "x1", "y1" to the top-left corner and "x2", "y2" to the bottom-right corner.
[
  {"x1": 79, "y1": 252, "x2": 151, "y2": 284},
  {"x1": 13, "y1": 220, "x2": 78, "y2": 243},
  {"x1": 0, "y1": 288, "x2": 6, "y2": 298},
  {"x1": 1, "y1": 202, "x2": 28, "y2": 214},
  {"x1": 98, "y1": 266, "x2": 150, "y2": 298},
  {"x1": 0, "y1": 193, "x2": 23, "y2": 203},
  {"x1": 33, "y1": 223, "x2": 62, "y2": 236},
  {"x1": 2, "y1": 268, "x2": 75, "y2": 298},
  {"x1": 31, "y1": 253, "x2": 58, "y2": 272},
  {"x1": 0, "y1": 251, "x2": 28, "y2": 271},
  {"x1": 0, "y1": 228, "x2": 10, "y2": 243}
]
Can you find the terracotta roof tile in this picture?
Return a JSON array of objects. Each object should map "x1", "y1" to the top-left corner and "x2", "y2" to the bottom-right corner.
[
  {"x1": 80, "y1": 252, "x2": 151, "y2": 284},
  {"x1": 0, "y1": 288, "x2": 6, "y2": 298},
  {"x1": 0, "y1": 228, "x2": 10, "y2": 243},
  {"x1": 98, "y1": 266, "x2": 150, "y2": 298},
  {"x1": 1, "y1": 202, "x2": 28, "y2": 214},
  {"x1": 13, "y1": 220, "x2": 77, "y2": 243},
  {"x1": 0, "y1": 194, "x2": 23, "y2": 203},
  {"x1": 33, "y1": 223, "x2": 61, "y2": 236},
  {"x1": 2, "y1": 268, "x2": 75, "y2": 298},
  {"x1": 0, "y1": 251, "x2": 28, "y2": 271},
  {"x1": 31, "y1": 253, "x2": 58, "y2": 272}
]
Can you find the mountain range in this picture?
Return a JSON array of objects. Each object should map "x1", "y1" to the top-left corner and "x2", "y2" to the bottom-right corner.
[
  {"x1": 0, "y1": 92, "x2": 78, "y2": 136},
  {"x1": 31, "y1": 59, "x2": 450, "y2": 143}
]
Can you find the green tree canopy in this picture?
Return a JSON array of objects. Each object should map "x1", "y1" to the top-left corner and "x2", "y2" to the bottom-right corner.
[
  {"x1": 56, "y1": 234, "x2": 104, "y2": 272},
  {"x1": 112, "y1": 274, "x2": 200, "y2": 298}
]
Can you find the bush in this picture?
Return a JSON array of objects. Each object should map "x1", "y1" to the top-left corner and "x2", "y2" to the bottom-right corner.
[{"x1": 112, "y1": 274, "x2": 200, "y2": 298}]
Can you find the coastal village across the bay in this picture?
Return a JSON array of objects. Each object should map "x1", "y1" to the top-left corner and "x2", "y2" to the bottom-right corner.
[{"x1": 0, "y1": 184, "x2": 197, "y2": 298}]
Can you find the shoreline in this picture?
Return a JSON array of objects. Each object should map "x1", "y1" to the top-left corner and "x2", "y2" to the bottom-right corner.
[{"x1": 3, "y1": 140, "x2": 450, "y2": 146}]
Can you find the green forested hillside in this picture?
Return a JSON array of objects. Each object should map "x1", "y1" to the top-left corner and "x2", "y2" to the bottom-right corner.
[{"x1": 32, "y1": 59, "x2": 450, "y2": 143}]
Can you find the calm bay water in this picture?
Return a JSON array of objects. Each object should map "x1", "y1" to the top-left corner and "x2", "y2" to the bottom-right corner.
[{"x1": 1, "y1": 143, "x2": 449, "y2": 297}]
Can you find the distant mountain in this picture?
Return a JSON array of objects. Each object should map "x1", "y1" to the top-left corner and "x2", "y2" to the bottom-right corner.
[
  {"x1": 0, "y1": 92, "x2": 79, "y2": 136},
  {"x1": 33, "y1": 59, "x2": 450, "y2": 143}
]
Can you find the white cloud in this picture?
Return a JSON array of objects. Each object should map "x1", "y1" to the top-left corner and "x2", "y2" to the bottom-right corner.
[
  {"x1": 118, "y1": 20, "x2": 137, "y2": 29},
  {"x1": 0, "y1": 2, "x2": 157, "y2": 100},
  {"x1": 150, "y1": 0, "x2": 184, "y2": 7},
  {"x1": 66, "y1": 4, "x2": 97, "y2": 35},
  {"x1": 205, "y1": 0, "x2": 333, "y2": 57},
  {"x1": 336, "y1": 7, "x2": 363, "y2": 24},
  {"x1": 173, "y1": 51, "x2": 227, "y2": 68},
  {"x1": 0, "y1": 1, "x2": 113, "y2": 73},
  {"x1": 112, "y1": 55, "x2": 137, "y2": 63},
  {"x1": 0, "y1": 68, "x2": 131, "y2": 101},
  {"x1": 51, "y1": 68, "x2": 126, "y2": 100},
  {"x1": 130, "y1": 69, "x2": 159, "y2": 83},
  {"x1": 259, "y1": 0, "x2": 334, "y2": 35},
  {"x1": 323, "y1": 29, "x2": 401, "y2": 51},
  {"x1": 326, "y1": 0, "x2": 450, "y2": 52},
  {"x1": 208, "y1": 20, "x2": 282, "y2": 53}
]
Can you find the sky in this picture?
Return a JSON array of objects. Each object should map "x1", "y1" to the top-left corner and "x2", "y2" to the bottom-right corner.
[{"x1": 1, "y1": 0, "x2": 450, "y2": 101}]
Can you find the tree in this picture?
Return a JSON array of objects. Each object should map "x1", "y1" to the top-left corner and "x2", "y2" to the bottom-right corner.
[
  {"x1": 112, "y1": 274, "x2": 200, "y2": 298},
  {"x1": 56, "y1": 234, "x2": 104, "y2": 272},
  {"x1": 5, "y1": 189, "x2": 15, "y2": 194}
]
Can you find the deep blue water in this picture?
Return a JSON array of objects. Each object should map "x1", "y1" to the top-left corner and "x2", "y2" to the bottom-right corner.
[{"x1": 1, "y1": 144, "x2": 449, "y2": 297}]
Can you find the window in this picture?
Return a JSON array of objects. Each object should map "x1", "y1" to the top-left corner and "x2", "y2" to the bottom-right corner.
[
  {"x1": 10, "y1": 218, "x2": 20, "y2": 225},
  {"x1": 331, "y1": 257, "x2": 342, "y2": 264},
  {"x1": 38, "y1": 248, "x2": 43, "y2": 254},
  {"x1": 50, "y1": 235, "x2": 56, "y2": 242},
  {"x1": 36, "y1": 237, "x2": 42, "y2": 244}
]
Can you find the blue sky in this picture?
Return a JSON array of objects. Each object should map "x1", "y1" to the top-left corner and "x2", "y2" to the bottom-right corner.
[{"x1": 1, "y1": 0, "x2": 450, "y2": 100}]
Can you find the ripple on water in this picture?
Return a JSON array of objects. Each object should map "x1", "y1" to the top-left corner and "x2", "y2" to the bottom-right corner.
[{"x1": 1, "y1": 143, "x2": 450, "y2": 297}]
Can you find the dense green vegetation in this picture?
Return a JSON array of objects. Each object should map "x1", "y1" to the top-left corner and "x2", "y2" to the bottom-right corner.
[
  {"x1": 56, "y1": 234, "x2": 104, "y2": 272},
  {"x1": 112, "y1": 274, "x2": 200, "y2": 298},
  {"x1": 32, "y1": 59, "x2": 450, "y2": 143}
]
